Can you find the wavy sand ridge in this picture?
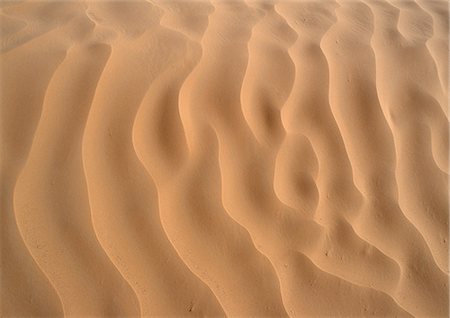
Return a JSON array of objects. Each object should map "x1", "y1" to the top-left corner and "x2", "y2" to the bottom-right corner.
[{"x1": 1, "y1": 0, "x2": 448, "y2": 317}]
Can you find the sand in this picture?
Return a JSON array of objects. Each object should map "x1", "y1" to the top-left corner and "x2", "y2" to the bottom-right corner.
[{"x1": 1, "y1": 0, "x2": 448, "y2": 317}]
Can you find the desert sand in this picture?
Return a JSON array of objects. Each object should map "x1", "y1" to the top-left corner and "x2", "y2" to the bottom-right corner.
[{"x1": 1, "y1": 0, "x2": 449, "y2": 317}]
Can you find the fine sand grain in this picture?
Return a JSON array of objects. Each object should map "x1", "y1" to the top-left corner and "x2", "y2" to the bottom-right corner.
[{"x1": 1, "y1": 0, "x2": 449, "y2": 317}]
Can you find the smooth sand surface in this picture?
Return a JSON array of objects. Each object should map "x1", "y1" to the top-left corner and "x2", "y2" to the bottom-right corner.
[{"x1": 1, "y1": 0, "x2": 449, "y2": 317}]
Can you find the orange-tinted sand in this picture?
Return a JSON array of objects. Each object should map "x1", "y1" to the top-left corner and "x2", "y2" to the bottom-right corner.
[{"x1": 1, "y1": 0, "x2": 449, "y2": 317}]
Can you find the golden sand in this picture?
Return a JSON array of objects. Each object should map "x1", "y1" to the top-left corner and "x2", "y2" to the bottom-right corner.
[{"x1": 1, "y1": 0, "x2": 449, "y2": 316}]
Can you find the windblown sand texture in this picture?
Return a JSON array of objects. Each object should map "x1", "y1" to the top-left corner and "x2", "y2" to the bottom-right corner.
[{"x1": 1, "y1": 0, "x2": 449, "y2": 317}]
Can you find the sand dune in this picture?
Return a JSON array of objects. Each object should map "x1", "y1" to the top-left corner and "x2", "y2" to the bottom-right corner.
[{"x1": 1, "y1": 0, "x2": 448, "y2": 317}]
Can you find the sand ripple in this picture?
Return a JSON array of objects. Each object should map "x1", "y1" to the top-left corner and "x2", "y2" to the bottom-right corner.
[{"x1": 1, "y1": 0, "x2": 448, "y2": 316}]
